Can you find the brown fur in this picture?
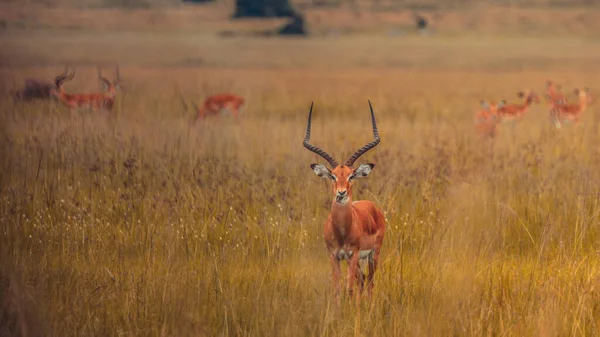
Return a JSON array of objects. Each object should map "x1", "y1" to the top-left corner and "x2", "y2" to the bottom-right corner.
[
  {"x1": 496, "y1": 90, "x2": 540, "y2": 122},
  {"x1": 550, "y1": 88, "x2": 594, "y2": 127},
  {"x1": 51, "y1": 66, "x2": 121, "y2": 113},
  {"x1": 193, "y1": 93, "x2": 245, "y2": 123},
  {"x1": 474, "y1": 100, "x2": 503, "y2": 139},
  {"x1": 546, "y1": 80, "x2": 568, "y2": 106},
  {"x1": 305, "y1": 102, "x2": 385, "y2": 298},
  {"x1": 320, "y1": 164, "x2": 386, "y2": 297}
]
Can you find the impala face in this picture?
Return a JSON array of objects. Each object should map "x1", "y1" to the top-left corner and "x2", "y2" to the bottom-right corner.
[
  {"x1": 547, "y1": 81, "x2": 562, "y2": 91},
  {"x1": 479, "y1": 100, "x2": 505, "y2": 120},
  {"x1": 574, "y1": 88, "x2": 594, "y2": 104},
  {"x1": 311, "y1": 163, "x2": 374, "y2": 205},
  {"x1": 517, "y1": 90, "x2": 540, "y2": 103}
]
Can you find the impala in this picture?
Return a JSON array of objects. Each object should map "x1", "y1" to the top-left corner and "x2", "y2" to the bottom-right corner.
[
  {"x1": 550, "y1": 88, "x2": 594, "y2": 128},
  {"x1": 474, "y1": 100, "x2": 504, "y2": 138},
  {"x1": 185, "y1": 93, "x2": 245, "y2": 124},
  {"x1": 546, "y1": 80, "x2": 568, "y2": 106},
  {"x1": 303, "y1": 101, "x2": 385, "y2": 297},
  {"x1": 496, "y1": 90, "x2": 540, "y2": 123},
  {"x1": 51, "y1": 66, "x2": 122, "y2": 113}
]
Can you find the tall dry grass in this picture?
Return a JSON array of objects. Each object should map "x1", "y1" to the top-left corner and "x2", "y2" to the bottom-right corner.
[{"x1": 2, "y1": 34, "x2": 600, "y2": 335}]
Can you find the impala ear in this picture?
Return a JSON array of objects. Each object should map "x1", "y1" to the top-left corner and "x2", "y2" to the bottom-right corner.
[
  {"x1": 480, "y1": 100, "x2": 490, "y2": 110},
  {"x1": 350, "y1": 163, "x2": 374, "y2": 180},
  {"x1": 311, "y1": 164, "x2": 334, "y2": 180}
]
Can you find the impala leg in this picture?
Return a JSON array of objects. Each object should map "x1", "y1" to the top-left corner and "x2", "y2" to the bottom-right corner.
[
  {"x1": 367, "y1": 250, "x2": 379, "y2": 296},
  {"x1": 232, "y1": 107, "x2": 240, "y2": 123},
  {"x1": 330, "y1": 254, "x2": 341, "y2": 297},
  {"x1": 346, "y1": 253, "x2": 360, "y2": 298},
  {"x1": 356, "y1": 263, "x2": 365, "y2": 293}
]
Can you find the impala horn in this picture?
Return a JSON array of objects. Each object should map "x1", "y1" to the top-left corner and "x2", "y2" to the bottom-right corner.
[
  {"x1": 303, "y1": 102, "x2": 339, "y2": 168},
  {"x1": 345, "y1": 100, "x2": 381, "y2": 167},
  {"x1": 54, "y1": 66, "x2": 74, "y2": 89}
]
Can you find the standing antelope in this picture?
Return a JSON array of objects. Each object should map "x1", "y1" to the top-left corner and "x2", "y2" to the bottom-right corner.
[
  {"x1": 51, "y1": 66, "x2": 122, "y2": 113},
  {"x1": 185, "y1": 93, "x2": 245, "y2": 123},
  {"x1": 303, "y1": 101, "x2": 385, "y2": 297},
  {"x1": 496, "y1": 90, "x2": 540, "y2": 123},
  {"x1": 474, "y1": 100, "x2": 504, "y2": 139},
  {"x1": 550, "y1": 87, "x2": 594, "y2": 128},
  {"x1": 546, "y1": 80, "x2": 568, "y2": 106}
]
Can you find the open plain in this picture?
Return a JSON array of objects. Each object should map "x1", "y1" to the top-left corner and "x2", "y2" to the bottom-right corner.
[{"x1": 3, "y1": 1, "x2": 600, "y2": 336}]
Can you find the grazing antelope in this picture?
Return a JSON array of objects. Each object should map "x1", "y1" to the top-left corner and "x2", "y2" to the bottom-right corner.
[
  {"x1": 184, "y1": 93, "x2": 245, "y2": 124},
  {"x1": 304, "y1": 101, "x2": 385, "y2": 297},
  {"x1": 546, "y1": 80, "x2": 568, "y2": 106},
  {"x1": 496, "y1": 90, "x2": 540, "y2": 123},
  {"x1": 474, "y1": 100, "x2": 504, "y2": 139},
  {"x1": 550, "y1": 88, "x2": 594, "y2": 128},
  {"x1": 12, "y1": 78, "x2": 55, "y2": 101},
  {"x1": 51, "y1": 66, "x2": 122, "y2": 113}
]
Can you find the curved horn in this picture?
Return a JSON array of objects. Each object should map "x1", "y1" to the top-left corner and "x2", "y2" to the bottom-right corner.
[
  {"x1": 98, "y1": 66, "x2": 111, "y2": 89},
  {"x1": 303, "y1": 102, "x2": 339, "y2": 168},
  {"x1": 345, "y1": 100, "x2": 381, "y2": 167},
  {"x1": 54, "y1": 66, "x2": 68, "y2": 88}
]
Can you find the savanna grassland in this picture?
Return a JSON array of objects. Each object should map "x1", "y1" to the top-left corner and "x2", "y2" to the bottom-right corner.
[{"x1": 4, "y1": 1, "x2": 600, "y2": 336}]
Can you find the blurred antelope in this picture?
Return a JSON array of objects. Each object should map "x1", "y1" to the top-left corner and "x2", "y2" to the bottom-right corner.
[
  {"x1": 51, "y1": 65, "x2": 122, "y2": 113},
  {"x1": 304, "y1": 101, "x2": 386, "y2": 297},
  {"x1": 474, "y1": 100, "x2": 504, "y2": 138},
  {"x1": 550, "y1": 88, "x2": 594, "y2": 128},
  {"x1": 546, "y1": 80, "x2": 568, "y2": 106},
  {"x1": 181, "y1": 93, "x2": 245, "y2": 123},
  {"x1": 496, "y1": 90, "x2": 540, "y2": 123}
]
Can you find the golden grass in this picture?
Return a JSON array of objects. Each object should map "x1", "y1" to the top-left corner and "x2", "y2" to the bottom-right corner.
[{"x1": 3, "y1": 28, "x2": 600, "y2": 336}]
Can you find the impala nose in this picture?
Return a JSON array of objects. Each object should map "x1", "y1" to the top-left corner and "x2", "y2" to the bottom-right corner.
[{"x1": 335, "y1": 190, "x2": 348, "y2": 203}]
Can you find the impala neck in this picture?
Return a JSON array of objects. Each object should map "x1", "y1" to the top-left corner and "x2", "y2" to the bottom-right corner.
[
  {"x1": 579, "y1": 97, "x2": 588, "y2": 112},
  {"x1": 330, "y1": 198, "x2": 354, "y2": 233},
  {"x1": 525, "y1": 96, "x2": 534, "y2": 106}
]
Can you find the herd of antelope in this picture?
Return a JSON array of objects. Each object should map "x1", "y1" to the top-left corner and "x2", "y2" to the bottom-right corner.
[
  {"x1": 8, "y1": 68, "x2": 596, "y2": 300},
  {"x1": 10, "y1": 66, "x2": 245, "y2": 123},
  {"x1": 475, "y1": 80, "x2": 595, "y2": 138}
]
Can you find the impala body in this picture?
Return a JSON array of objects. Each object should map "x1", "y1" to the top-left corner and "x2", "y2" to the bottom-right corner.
[
  {"x1": 50, "y1": 66, "x2": 122, "y2": 113},
  {"x1": 496, "y1": 90, "x2": 540, "y2": 123},
  {"x1": 474, "y1": 100, "x2": 504, "y2": 138},
  {"x1": 191, "y1": 93, "x2": 245, "y2": 123},
  {"x1": 304, "y1": 101, "x2": 385, "y2": 297},
  {"x1": 546, "y1": 80, "x2": 568, "y2": 106},
  {"x1": 550, "y1": 88, "x2": 594, "y2": 128}
]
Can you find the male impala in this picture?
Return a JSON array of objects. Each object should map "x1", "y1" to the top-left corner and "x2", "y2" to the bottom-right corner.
[
  {"x1": 474, "y1": 100, "x2": 504, "y2": 138},
  {"x1": 546, "y1": 80, "x2": 568, "y2": 106},
  {"x1": 496, "y1": 90, "x2": 540, "y2": 123},
  {"x1": 550, "y1": 87, "x2": 594, "y2": 128},
  {"x1": 188, "y1": 93, "x2": 245, "y2": 123},
  {"x1": 303, "y1": 101, "x2": 385, "y2": 297},
  {"x1": 51, "y1": 66, "x2": 122, "y2": 113}
]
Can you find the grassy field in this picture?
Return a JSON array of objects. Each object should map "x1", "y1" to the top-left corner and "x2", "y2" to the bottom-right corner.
[{"x1": 3, "y1": 3, "x2": 600, "y2": 336}]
